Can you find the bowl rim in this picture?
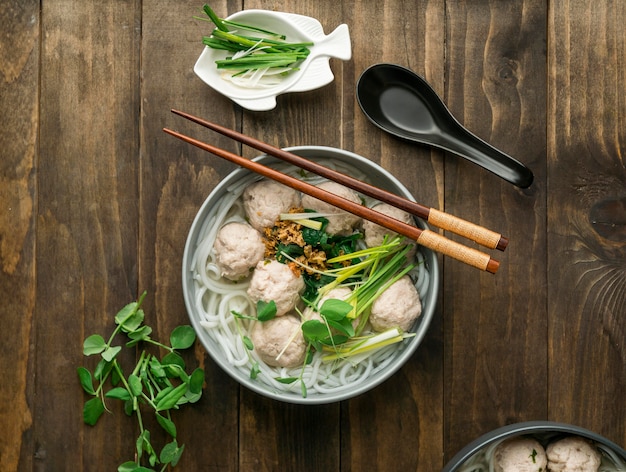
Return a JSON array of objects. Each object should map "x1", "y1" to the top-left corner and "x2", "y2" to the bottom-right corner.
[
  {"x1": 441, "y1": 420, "x2": 626, "y2": 471},
  {"x1": 182, "y1": 145, "x2": 440, "y2": 404}
]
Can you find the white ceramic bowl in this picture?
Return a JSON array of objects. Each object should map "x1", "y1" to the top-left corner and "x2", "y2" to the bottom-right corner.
[
  {"x1": 442, "y1": 421, "x2": 626, "y2": 472},
  {"x1": 194, "y1": 9, "x2": 351, "y2": 111},
  {"x1": 182, "y1": 146, "x2": 439, "y2": 404}
]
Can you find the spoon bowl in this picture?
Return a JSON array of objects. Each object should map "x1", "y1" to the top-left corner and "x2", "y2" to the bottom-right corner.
[{"x1": 356, "y1": 64, "x2": 533, "y2": 188}]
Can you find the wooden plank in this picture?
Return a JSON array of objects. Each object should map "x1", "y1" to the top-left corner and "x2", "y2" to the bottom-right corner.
[
  {"x1": 0, "y1": 1, "x2": 39, "y2": 470},
  {"x1": 443, "y1": 0, "x2": 548, "y2": 459},
  {"x1": 234, "y1": 1, "x2": 344, "y2": 470},
  {"x1": 35, "y1": 0, "x2": 141, "y2": 469},
  {"x1": 139, "y1": 1, "x2": 241, "y2": 469},
  {"x1": 344, "y1": 0, "x2": 446, "y2": 470},
  {"x1": 547, "y1": 0, "x2": 626, "y2": 446}
]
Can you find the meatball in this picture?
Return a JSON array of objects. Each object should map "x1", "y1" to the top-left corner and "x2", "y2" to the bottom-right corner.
[
  {"x1": 251, "y1": 315, "x2": 306, "y2": 368},
  {"x1": 362, "y1": 202, "x2": 416, "y2": 247},
  {"x1": 213, "y1": 222, "x2": 265, "y2": 281},
  {"x1": 369, "y1": 276, "x2": 421, "y2": 332},
  {"x1": 300, "y1": 181, "x2": 362, "y2": 235},
  {"x1": 243, "y1": 179, "x2": 301, "y2": 232},
  {"x1": 546, "y1": 436, "x2": 601, "y2": 472},
  {"x1": 493, "y1": 437, "x2": 548, "y2": 472},
  {"x1": 247, "y1": 260, "x2": 305, "y2": 316}
]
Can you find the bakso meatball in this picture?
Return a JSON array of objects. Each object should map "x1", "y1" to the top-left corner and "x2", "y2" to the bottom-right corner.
[
  {"x1": 546, "y1": 436, "x2": 601, "y2": 472},
  {"x1": 369, "y1": 276, "x2": 421, "y2": 332},
  {"x1": 362, "y1": 202, "x2": 415, "y2": 247},
  {"x1": 213, "y1": 222, "x2": 265, "y2": 281},
  {"x1": 243, "y1": 179, "x2": 301, "y2": 232},
  {"x1": 247, "y1": 260, "x2": 305, "y2": 316},
  {"x1": 494, "y1": 437, "x2": 548, "y2": 472},
  {"x1": 251, "y1": 315, "x2": 306, "y2": 368},
  {"x1": 300, "y1": 181, "x2": 362, "y2": 235}
]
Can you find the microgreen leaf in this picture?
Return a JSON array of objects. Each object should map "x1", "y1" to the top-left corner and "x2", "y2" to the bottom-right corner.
[
  {"x1": 156, "y1": 412, "x2": 177, "y2": 438},
  {"x1": 188, "y1": 368, "x2": 205, "y2": 395},
  {"x1": 320, "y1": 334, "x2": 349, "y2": 346},
  {"x1": 115, "y1": 303, "x2": 144, "y2": 333},
  {"x1": 242, "y1": 336, "x2": 254, "y2": 350},
  {"x1": 149, "y1": 356, "x2": 166, "y2": 378},
  {"x1": 166, "y1": 365, "x2": 188, "y2": 383},
  {"x1": 77, "y1": 367, "x2": 96, "y2": 395},
  {"x1": 161, "y1": 352, "x2": 185, "y2": 371},
  {"x1": 160, "y1": 440, "x2": 184, "y2": 466},
  {"x1": 301, "y1": 319, "x2": 328, "y2": 344},
  {"x1": 250, "y1": 361, "x2": 260, "y2": 379},
  {"x1": 128, "y1": 374, "x2": 142, "y2": 397},
  {"x1": 94, "y1": 358, "x2": 113, "y2": 381},
  {"x1": 106, "y1": 387, "x2": 132, "y2": 401},
  {"x1": 326, "y1": 318, "x2": 355, "y2": 338},
  {"x1": 256, "y1": 300, "x2": 277, "y2": 321},
  {"x1": 102, "y1": 345, "x2": 122, "y2": 362},
  {"x1": 136, "y1": 429, "x2": 151, "y2": 462},
  {"x1": 155, "y1": 383, "x2": 188, "y2": 411},
  {"x1": 117, "y1": 462, "x2": 141, "y2": 472},
  {"x1": 110, "y1": 365, "x2": 122, "y2": 386},
  {"x1": 125, "y1": 325, "x2": 152, "y2": 347},
  {"x1": 170, "y1": 325, "x2": 196, "y2": 350},
  {"x1": 275, "y1": 377, "x2": 298, "y2": 384},
  {"x1": 319, "y1": 298, "x2": 353, "y2": 321},
  {"x1": 83, "y1": 397, "x2": 105, "y2": 425},
  {"x1": 154, "y1": 386, "x2": 173, "y2": 404},
  {"x1": 83, "y1": 334, "x2": 107, "y2": 356}
]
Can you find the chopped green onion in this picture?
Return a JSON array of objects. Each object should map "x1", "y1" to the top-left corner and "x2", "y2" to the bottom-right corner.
[
  {"x1": 279, "y1": 212, "x2": 334, "y2": 230},
  {"x1": 321, "y1": 328, "x2": 414, "y2": 362},
  {"x1": 197, "y1": 4, "x2": 314, "y2": 88}
]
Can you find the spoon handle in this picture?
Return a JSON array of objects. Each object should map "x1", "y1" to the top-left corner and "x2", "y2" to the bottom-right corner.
[{"x1": 443, "y1": 129, "x2": 534, "y2": 188}]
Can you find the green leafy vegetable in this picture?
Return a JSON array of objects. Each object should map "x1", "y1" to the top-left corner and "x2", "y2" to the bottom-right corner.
[{"x1": 78, "y1": 292, "x2": 204, "y2": 471}]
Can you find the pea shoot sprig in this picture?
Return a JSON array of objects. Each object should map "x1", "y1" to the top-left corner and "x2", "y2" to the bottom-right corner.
[{"x1": 77, "y1": 292, "x2": 204, "y2": 472}]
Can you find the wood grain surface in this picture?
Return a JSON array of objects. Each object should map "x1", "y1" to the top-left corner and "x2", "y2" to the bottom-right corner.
[{"x1": 1, "y1": 1, "x2": 624, "y2": 471}]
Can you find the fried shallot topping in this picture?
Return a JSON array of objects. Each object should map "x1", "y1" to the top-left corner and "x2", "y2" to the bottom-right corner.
[{"x1": 263, "y1": 208, "x2": 328, "y2": 277}]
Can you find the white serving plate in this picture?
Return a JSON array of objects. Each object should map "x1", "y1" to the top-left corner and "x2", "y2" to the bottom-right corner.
[{"x1": 194, "y1": 9, "x2": 351, "y2": 111}]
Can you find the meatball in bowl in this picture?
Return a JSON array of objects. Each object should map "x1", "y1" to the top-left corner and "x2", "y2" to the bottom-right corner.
[
  {"x1": 182, "y1": 146, "x2": 439, "y2": 404},
  {"x1": 442, "y1": 421, "x2": 626, "y2": 472}
]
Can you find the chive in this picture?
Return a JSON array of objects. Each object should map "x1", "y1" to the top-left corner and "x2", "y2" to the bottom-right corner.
[
  {"x1": 222, "y1": 19, "x2": 286, "y2": 39},
  {"x1": 197, "y1": 4, "x2": 314, "y2": 87},
  {"x1": 202, "y1": 4, "x2": 228, "y2": 32}
]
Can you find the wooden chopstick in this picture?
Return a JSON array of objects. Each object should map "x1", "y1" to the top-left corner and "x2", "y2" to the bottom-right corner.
[
  {"x1": 163, "y1": 127, "x2": 500, "y2": 274},
  {"x1": 170, "y1": 109, "x2": 508, "y2": 252}
]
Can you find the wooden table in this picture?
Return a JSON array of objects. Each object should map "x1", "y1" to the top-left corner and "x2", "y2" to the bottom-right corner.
[{"x1": 2, "y1": 1, "x2": 625, "y2": 470}]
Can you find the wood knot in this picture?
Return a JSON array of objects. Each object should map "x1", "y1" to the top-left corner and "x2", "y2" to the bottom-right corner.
[
  {"x1": 497, "y1": 59, "x2": 518, "y2": 85},
  {"x1": 589, "y1": 196, "x2": 626, "y2": 242}
]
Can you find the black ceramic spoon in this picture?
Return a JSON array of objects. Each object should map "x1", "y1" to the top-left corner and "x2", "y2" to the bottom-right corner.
[{"x1": 356, "y1": 64, "x2": 534, "y2": 188}]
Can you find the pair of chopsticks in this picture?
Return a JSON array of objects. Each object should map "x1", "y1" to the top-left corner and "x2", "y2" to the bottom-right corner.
[{"x1": 164, "y1": 109, "x2": 505, "y2": 274}]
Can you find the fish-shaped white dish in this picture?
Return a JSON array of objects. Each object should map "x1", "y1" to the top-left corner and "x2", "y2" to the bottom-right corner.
[{"x1": 194, "y1": 9, "x2": 352, "y2": 111}]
